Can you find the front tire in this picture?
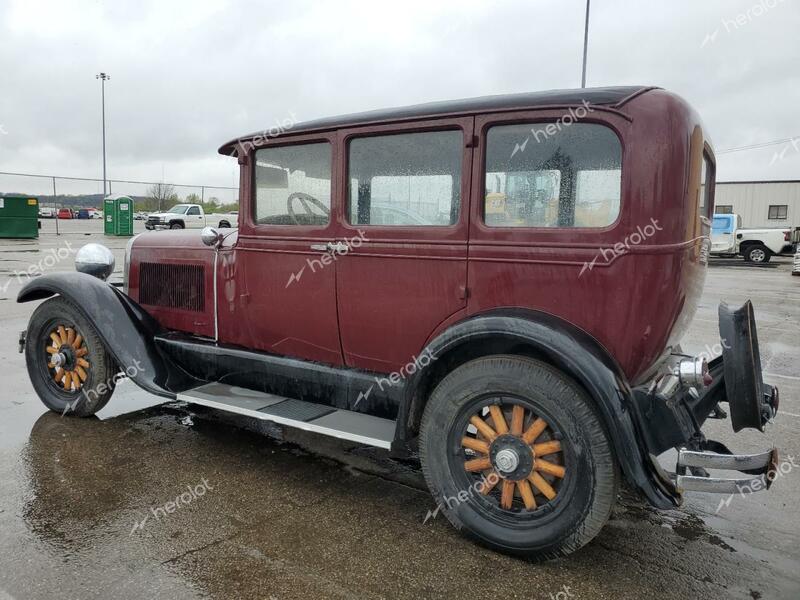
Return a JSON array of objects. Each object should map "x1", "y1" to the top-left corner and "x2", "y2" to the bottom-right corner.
[
  {"x1": 420, "y1": 355, "x2": 618, "y2": 560},
  {"x1": 25, "y1": 297, "x2": 117, "y2": 417},
  {"x1": 169, "y1": 221, "x2": 184, "y2": 230}
]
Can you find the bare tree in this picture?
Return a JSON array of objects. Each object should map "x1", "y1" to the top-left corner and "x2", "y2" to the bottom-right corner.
[{"x1": 146, "y1": 183, "x2": 176, "y2": 212}]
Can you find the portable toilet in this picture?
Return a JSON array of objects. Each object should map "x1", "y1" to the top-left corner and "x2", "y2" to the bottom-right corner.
[
  {"x1": 103, "y1": 195, "x2": 134, "y2": 236},
  {"x1": 0, "y1": 195, "x2": 39, "y2": 239}
]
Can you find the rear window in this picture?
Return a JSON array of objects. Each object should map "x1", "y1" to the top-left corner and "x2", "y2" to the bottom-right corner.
[
  {"x1": 484, "y1": 123, "x2": 622, "y2": 228},
  {"x1": 700, "y1": 152, "x2": 714, "y2": 218}
]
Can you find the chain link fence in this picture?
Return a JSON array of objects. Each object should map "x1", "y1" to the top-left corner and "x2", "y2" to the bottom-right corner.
[{"x1": 0, "y1": 171, "x2": 239, "y2": 213}]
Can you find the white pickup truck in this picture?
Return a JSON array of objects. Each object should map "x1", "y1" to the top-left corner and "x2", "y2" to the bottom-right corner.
[
  {"x1": 145, "y1": 204, "x2": 238, "y2": 231},
  {"x1": 711, "y1": 213, "x2": 792, "y2": 263}
]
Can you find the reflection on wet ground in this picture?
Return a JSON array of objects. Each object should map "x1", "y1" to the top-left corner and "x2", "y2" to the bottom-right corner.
[{"x1": 0, "y1": 402, "x2": 795, "y2": 600}]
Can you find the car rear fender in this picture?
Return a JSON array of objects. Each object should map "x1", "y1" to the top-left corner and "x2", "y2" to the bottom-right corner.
[{"x1": 401, "y1": 309, "x2": 680, "y2": 509}]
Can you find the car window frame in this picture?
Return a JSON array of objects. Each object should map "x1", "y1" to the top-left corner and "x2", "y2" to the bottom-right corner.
[
  {"x1": 336, "y1": 116, "x2": 474, "y2": 243},
  {"x1": 242, "y1": 131, "x2": 339, "y2": 239},
  {"x1": 476, "y1": 114, "x2": 625, "y2": 233},
  {"x1": 469, "y1": 110, "x2": 634, "y2": 247},
  {"x1": 701, "y1": 145, "x2": 716, "y2": 223}
]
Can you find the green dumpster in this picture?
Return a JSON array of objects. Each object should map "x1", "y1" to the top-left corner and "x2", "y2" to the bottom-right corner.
[
  {"x1": 103, "y1": 195, "x2": 134, "y2": 236},
  {"x1": 0, "y1": 195, "x2": 39, "y2": 239}
]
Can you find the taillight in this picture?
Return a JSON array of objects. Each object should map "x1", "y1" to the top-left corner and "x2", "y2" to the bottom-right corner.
[{"x1": 785, "y1": 231, "x2": 791, "y2": 241}]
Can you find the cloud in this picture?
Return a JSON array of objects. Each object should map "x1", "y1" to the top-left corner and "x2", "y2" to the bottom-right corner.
[{"x1": 0, "y1": 0, "x2": 798, "y2": 194}]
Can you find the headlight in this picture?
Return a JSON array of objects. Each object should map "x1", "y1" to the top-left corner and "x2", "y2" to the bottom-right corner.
[{"x1": 75, "y1": 243, "x2": 116, "y2": 281}]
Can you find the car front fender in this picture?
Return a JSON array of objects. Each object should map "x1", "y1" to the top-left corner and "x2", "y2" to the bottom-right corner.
[{"x1": 17, "y1": 272, "x2": 194, "y2": 398}]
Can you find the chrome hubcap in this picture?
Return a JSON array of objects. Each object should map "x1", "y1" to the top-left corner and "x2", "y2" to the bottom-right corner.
[{"x1": 495, "y1": 448, "x2": 520, "y2": 473}]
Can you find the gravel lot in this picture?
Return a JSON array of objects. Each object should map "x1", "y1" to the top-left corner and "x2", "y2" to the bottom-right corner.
[{"x1": 1, "y1": 219, "x2": 798, "y2": 599}]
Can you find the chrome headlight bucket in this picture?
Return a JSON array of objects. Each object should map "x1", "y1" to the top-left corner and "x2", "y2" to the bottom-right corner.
[
  {"x1": 75, "y1": 243, "x2": 116, "y2": 281},
  {"x1": 201, "y1": 226, "x2": 223, "y2": 248}
]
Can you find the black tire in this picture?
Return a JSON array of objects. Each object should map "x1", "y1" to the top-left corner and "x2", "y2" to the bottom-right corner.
[
  {"x1": 420, "y1": 355, "x2": 618, "y2": 560},
  {"x1": 218, "y1": 220, "x2": 231, "y2": 228},
  {"x1": 25, "y1": 297, "x2": 117, "y2": 417},
  {"x1": 743, "y1": 244, "x2": 770, "y2": 263},
  {"x1": 169, "y1": 221, "x2": 184, "y2": 230}
]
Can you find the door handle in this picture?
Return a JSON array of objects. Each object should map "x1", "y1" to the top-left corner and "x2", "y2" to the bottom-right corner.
[
  {"x1": 327, "y1": 241, "x2": 350, "y2": 253},
  {"x1": 310, "y1": 241, "x2": 351, "y2": 253}
]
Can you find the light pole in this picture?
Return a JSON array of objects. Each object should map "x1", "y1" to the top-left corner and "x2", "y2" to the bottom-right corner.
[
  {"x1": 581, "y1": 0, "x2": 590, "y2": 88},
  {"x1": 96, "y1": 72, "x2": 110, "y2": 196}
]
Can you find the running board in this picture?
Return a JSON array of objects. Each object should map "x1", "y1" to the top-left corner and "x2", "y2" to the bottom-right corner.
[
  {"x1": 676, "y1": 447, "x2": 779, "y2": 494},
  {"x1": 177, "y1": 383, "x2": 396, "y2": 450}
]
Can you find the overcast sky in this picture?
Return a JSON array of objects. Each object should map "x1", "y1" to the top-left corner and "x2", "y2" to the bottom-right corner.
[{"x1": 0, "y1": 0, "x2": 798, "y2": 199}]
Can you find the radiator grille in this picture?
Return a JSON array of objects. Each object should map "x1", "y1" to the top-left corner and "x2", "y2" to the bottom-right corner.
[{"x1": 138, "y1": 262, "x2": 205, "y2": 312}]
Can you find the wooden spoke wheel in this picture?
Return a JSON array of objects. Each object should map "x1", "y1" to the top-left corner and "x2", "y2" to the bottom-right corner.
[
  {"x1": 25, "y1": 297, "x2": 117, "y2": 417},
  {"x1": 419, "y1": 356, "x2": 618, "y2": 560},
  {"x1": 461, "y1": 401, "x2": 565, "y2": 512},
  {"x1": 46, "y1": 324, "x2": 91, "y2": 393}
]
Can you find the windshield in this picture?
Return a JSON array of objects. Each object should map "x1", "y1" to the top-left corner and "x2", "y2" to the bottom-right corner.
[{"x1": 167, "y1": 205, "x2": 189, "y2": 214}]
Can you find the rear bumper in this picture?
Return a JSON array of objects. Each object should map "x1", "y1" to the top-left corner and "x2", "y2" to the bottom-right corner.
[
  {"x1": 633, "y1": 300, "x2": 780, "y2": 501},
  {"x1": 676, "y1": 447, "x2": 780, "y2": 494}
]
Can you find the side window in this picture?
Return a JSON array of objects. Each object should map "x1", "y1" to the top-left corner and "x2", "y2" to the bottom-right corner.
[
  {"x1": 254, "y1": 142, "x2": 331, "y2": 226},
  {"x1": 187, "y1": 206, "x2": 200, "y2": 215},
  {"x1": 347, "y1": 130, "x2": 462, "y2": 226},
  {"x1": 768, "y1": 204, "x2": 788, "y2": 220},
  {"x1": 699, "y1": 152, "x2": 714, "y2": 218},
  {"x1": 484, "y1": 123, "x2": 622, "y2": 228},
  {"x1": 716, "y1": 204, "x2": 733, "y2": 214}
]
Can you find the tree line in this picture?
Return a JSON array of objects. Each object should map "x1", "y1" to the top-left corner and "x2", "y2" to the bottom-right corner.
[{"x1": 142, "y1": 183, "x2": 239, "y2": 213}]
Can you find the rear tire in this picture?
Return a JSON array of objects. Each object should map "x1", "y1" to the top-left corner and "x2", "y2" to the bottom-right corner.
[
  {"x1": 218, "y1": 220, "x2": 231, "y2": 228},
  {"x1": 420, "y1": 355, "x2": 618, "y2": 560},
  {"x1": 743, "y1": 244, "x2": 770, "y2": 263},
  {"x1": 25, "y1": 297, "x2": 117, "y2": 417}
]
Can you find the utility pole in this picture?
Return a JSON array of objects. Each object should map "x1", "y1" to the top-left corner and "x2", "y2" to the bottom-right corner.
[
  {"x1": 96, "y1": 73, "x2": 111, "y2": 196},
  {"x1": 581, "y1": 0, "x2": 590, "y2": 88}
]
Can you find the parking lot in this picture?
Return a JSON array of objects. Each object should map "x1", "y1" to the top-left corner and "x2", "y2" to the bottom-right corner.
[{"x1": 1, "y1": 220, "x2": 798, "y2": 600}]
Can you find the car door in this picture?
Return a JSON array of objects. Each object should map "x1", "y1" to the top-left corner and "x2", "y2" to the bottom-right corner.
[
  {"x1": 186, "y1": 205, "x2": 205, "y2": 228},
  {"x1": 711, "y1": 214, "x2": 736, "y2": 253},
  {"x1": 216, "y1": 133, "x2": 344, "y2": 366},
  {"x1": 333, "y1": 118, "x2": 473, "y2": 373}
]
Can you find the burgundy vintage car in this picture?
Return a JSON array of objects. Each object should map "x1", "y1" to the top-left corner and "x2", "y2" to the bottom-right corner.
[{"x1": 18, "y1": 86, "x2": 780, "y2": 560}]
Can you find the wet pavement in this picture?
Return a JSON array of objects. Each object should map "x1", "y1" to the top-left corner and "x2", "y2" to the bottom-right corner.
[{"x1": 1, "y1": 220, "x2": 799, "y2": 599}]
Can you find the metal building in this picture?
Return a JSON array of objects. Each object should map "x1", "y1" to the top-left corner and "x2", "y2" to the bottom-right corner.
[{"x1": 714, "y1": 180, "x2": 800, "y2": 228}]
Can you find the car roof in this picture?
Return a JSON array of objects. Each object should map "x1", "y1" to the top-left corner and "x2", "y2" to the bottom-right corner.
[{"x1": 219, "y1": 86, "x2": 655, "y2": 156}]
